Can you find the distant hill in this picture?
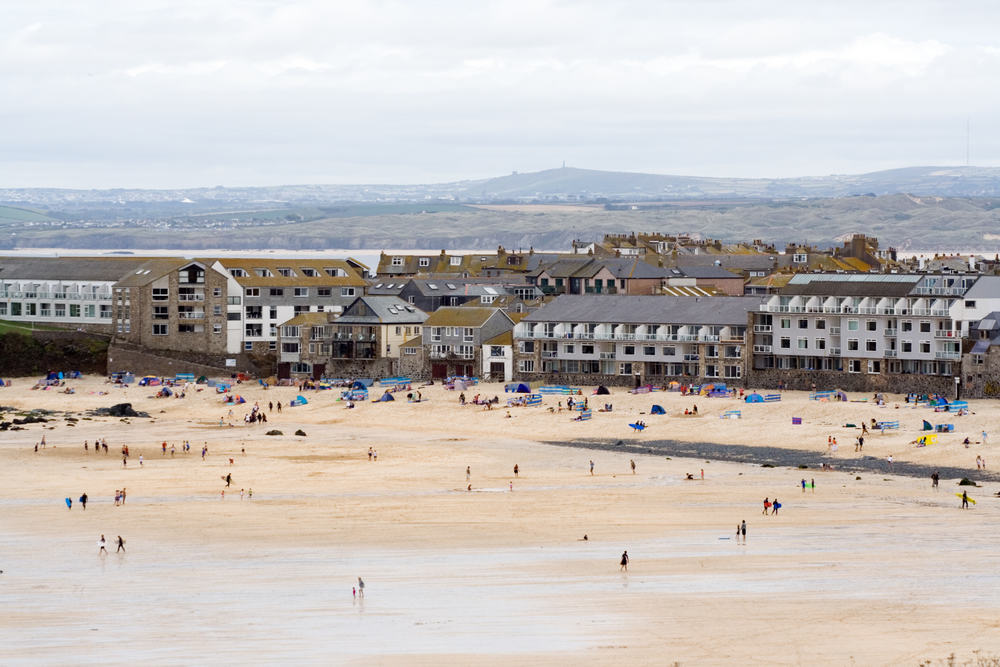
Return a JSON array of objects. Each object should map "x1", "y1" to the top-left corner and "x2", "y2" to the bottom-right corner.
[{"x1": 457, "y1": 166, "x2": 1000, "y2": 200}]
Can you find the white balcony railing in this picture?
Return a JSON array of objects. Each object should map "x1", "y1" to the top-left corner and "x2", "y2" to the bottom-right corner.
[
  {"x1": 753, "y1": 345, "x2": 772, "y2": 353},
  {"x1": 935, "y1": 350, "x2": 961, "y2": 360}
]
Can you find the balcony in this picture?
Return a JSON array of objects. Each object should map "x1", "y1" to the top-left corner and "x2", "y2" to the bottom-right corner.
[
  {"x1": 884, "y1": 328, "x2": 897, "y2": 337},
  {"x1": 935, "y1": 350, "x2": 961, "y2": 360},
  {"x1": 829, "y1": 327, "x2": 841, "y2": 335},
  {"x1": 753, "y1": 324, "x2": 772, "y2": 333},
  {"x1": 914, "y1": 286, "x2": 966, "y2": 296},
  {"x1": 599, "y1": 352, "x2": 616, "y2": 360},
  {"x1": 753, "y1": 345, "x2": 772, "y2": 353},
  {"x1": 934, "y1": 330, "x2": 958, "y2": 338},
  {"x1": 177, "y1": 312, "x2": 205, "y2": 320},
  {"x1": 830, "y1": 348, "x2": 841, "y2": 356},
  {"x1": 885, "y1": 349, "x2": 897, "y2": 358},
  {"x1": 541, "y1": 351, "x2": 558, "y2": 358},
  {"x1": 178, "y1": 294, "x2": 205, "y2": 302},
  {"x1": 699, "y1": 335, "x2": 720, "y2": 342},
  {"x1": 683, "y1": 354, "x2": 700, "y2": 362}
]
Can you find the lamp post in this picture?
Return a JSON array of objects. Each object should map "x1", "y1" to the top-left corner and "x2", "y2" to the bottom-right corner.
[{"x1": 955, "y1": 376, "x2": 961, "y2": 401}]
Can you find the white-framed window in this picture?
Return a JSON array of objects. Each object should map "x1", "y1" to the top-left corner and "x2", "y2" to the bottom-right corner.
[
  {"x1": 419, "y1": 258, "x2": 430, "y2": 267},
  {"x1": 815, "y1": 338, "x2": 826, "y2": 350},
  {"x1": 848, "y1": 359, "x2": 861, "y2": 373},
  {"x1": 519, "y1": 359, "x2": 535, "y2": 372},
  {"x1": 152, "y1": 288, "x2": 169, "y2": 301},
  {"x1": 269, "y1": 288, "x2": 283, "y2": 297},
  {"x1": 490, "y1": 345, "x2": 504, "y2": 357},
  {"x1": 213, "y1": 324, "x2": 222, "y2": 334},
  {"x1": 227, "y1": 296, "x2": 241, "y2": 305},
  {"x1": 291, "y1": 362, "x2": 311, "y2": 374},
  {"x1": 318, "y1": 288, "x2": 332, "y2": 297},
  {"x1": 920, "y1": 341, "x2": 931, "y2": 353},
  {"x1": 902, "y1": 341, "x2": 912, "y2": 353},
  {"x1": 152, "y1": 324, "x2": 168, "y2": 335},
  {"x1": 867, "y1": 360, "x2": 881, "y2": 374},
  {"x1": 213, "y1": 287, "x2": 222, "y2": 297},
  {"x1": 450, "y1": 256, "x2": 462, "y2": 266},
  {"x1": 618, "y1": 362, "x2": 633, "y2": 375},
  {"x1": 797, "y1": 338, "x2": 808, "y2": 349},
  {"x1": 847, "y1": 339, "x2": 859, "y2": 351},
  {"x1": 245, "y1": 288, "x2": 260, "y2": 297},
  {"x1": 780, "y1": 318, "x2": 790, "y2": 328},
  {"x1": 403, "y1": 346, "x2": 418, "y2": 355},
  {"x1": 847, "y1": 319, "x2": 859, "y2": 331},
  {"x1": 780, "y1": 337, "x2": 790, "y2": 349},
  {"x1": 213, "y1": 305, "x2": 222, "y2": 316},
  {"x1": 865, "y1": 340, "x2": 877, "y2": 351},
  {"x1": 294, "y1": 287, "x2": 308, "y2": 297},
  {"x1": 564, "y1": 344, "x2": 575, "y2": 354},
  {"x1": 301, "y1": 268, "x2": 318, "y2": 277},
  {"x1": 269, "y1": 341, "x2": 277, "y2": 351},
  {"x1": 463, "y1": 327, "x2": 474, "y2": 342},
  {"x1": 277, "y1": 268, "x2": 294, "y2": 277},
  {"x1": 244, "y1": 341, "x2": 254, "y2": 351},
  {"x1": 793, "y1": 253, "x2": 807, "y2": 263},
  {"x1": 282, "y1": 342, "x2": 299, "y2": 353},
  {"x1": 342, "y1": 287, "x2": 355, "y2": 297},
  {"x1": 431, "y1": 327, "x2": 442, "y2": 342},
  {"x1": 816, "y1": 319, "x2": 826, "y2": 329},
  {"x1": 391, "y1": 257, "x2": 403, "y2": 266}
]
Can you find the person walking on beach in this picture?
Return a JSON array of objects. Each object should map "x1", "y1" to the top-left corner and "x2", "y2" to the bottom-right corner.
[
  {"x1": 590, "y1": 460, "x2": 595, "y2": 476},
  {"x1": 762, "y1": 497, "x2": 770, "y2": 515},
  {"x1": 961, "y1": 490, "x2": 969, "y2": 509},
  {"x1": 121, "y1": 488, "x2": 126, "y2": 504},
  {"x1": 771, "y1": 498, "x2": 780, "y2": 516},
  {"x1": 514, "y1": 464, "x2": 519, "y2": 477},
  {"x1": 466, "y1": 466, "x2": 471, "y2": 482},
  {"x1": 98, "y1": 535, "x2": 107, "y2": 554},
  {"x1": 79, "y1": 492, "x2": 88, "y2": 510},
  {"x1": 357, "y1": 577, "x2": 365, "y2": 597},
  {"x1": 225, "y1": 473, "x2": 232, "y2": 487},
  {"x1": 368, "y1": 447, "x2": 374, "y2": 461},
  {"x1": 886, "y1": 455, "x2": 894, "y2": 472},
  {"x1": 630, "y1": 459, "x2": 636, "y2": 474},
  {"x1": 116, "y1": 536, "x2": 125, "y2": 553},
  {"x1": 620, "y1": 550, "x2": 629, "y2": 571},
  {"x1": 740, "y1": 520, "x2": 747, "y2": 544},
  {"x1": 811, "y1": 478, "x2": 815, "y2": 492},
  {"x1": 932, "y1": 471, "x2": 939, "y2": 488},
  {"x1": 801, "y1": 479, "x2": 807, "y2": 492}
]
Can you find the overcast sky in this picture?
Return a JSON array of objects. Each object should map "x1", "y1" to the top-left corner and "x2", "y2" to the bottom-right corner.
[{"x1": 3, "y1": 1, "x2": 1000, "y2": 188}]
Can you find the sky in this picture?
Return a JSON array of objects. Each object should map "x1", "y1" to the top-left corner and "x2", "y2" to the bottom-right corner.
[{"x1": 3, "y1": 0, "x2": 1000, "y2": 188}]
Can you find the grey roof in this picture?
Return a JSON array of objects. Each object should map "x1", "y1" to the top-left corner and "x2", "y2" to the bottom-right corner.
[
  {"x1": 667, "y1": 265, "x2": 741, "y2": 279},
  {"x1": 781, "y1": 273, "x2": 920, "y2": 297},
  {"x1": 675, "y1": 255, "x2": 776, "y2": 271},
  {"x1": 522, "y1": 294, "x2": 763, "y2": 326},
  {"x1": 534, "y1": 257, "x2": 669, "y2": 280},
  {"x1": 980, "y1": 318, "x2": 998, "y2": 330},
  {"x1": 411, "y1": 279, "x2": 512, "y2": 297},
  {"x1": 366, "y1": 279, "x2": 408, "y2": 295},
  {"x1": 971, "y1": 340, "x2": 991, "y2": 354},
  {"x1": 336, "y1": 296, "x2": 428, "y2": 324},
  {"x1": 0, "y1": 256, "x2": 152, "y2": 283},
  {"x1": 963, "y1": 276, "x2": 1000, "y2": 299},
  {"x1": 114, "y1": 258, "x2": 201, "y2": 288}
]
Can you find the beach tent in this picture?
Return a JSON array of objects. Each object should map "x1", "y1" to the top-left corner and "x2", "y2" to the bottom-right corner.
[
  {"x1": 923, "y1": 420, "x2": 933, "y2": 431},
  {"x1": 650, "y1": 405, "x2": 666, "y2": 415},
  {"x1": 376, "y1": 392, "x2": 395, "y2": 402},
  {"x1": 745, "y1": 392, "x2": 764, "y2": 403},
  {"x1": 506, "y1": 382, "x2": 531, "y2": 393},
  {"x1": 68, "y1": 371, "x2": 82, "y2": 379},
  {"x1": 197, "y1": 375, "x2": 208, "y2": 384},
  {"x1": 158, "y1": 387, "x2": 173, "y2": 397},
  {"x1": 350, "y1": 380, "x2": 369, "y2": 391},
  {"x1": 0, "y1": 379, "x2": 6, "y2": 387},
  {"x1": 836, "y1": 390, "x2": 848, "y2": 401},
  {"x1": 931, "y1": 397, "x2": 948, "y2": 407},
  {"x1": 292, "y1": 395, "x2": 308, "y2": 406},
  {"x1": 595, "y1": 385, "x2": 611, "y2": 395},
  {"x1": 229, "y1": 395, "x2": 246, "y2": 404}
]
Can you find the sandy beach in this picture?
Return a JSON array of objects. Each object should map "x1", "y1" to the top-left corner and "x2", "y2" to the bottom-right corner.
[{"x1": 2, "y1": 377, "x2": 999, "y2": 665}]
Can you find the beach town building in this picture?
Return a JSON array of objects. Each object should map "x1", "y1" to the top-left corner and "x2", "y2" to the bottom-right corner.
[
  {"x1": 0, "y1": 256, "x2": 151, "y2": 333},
  {"x1": 419, "y1": 306, "x2": 515, "y2": 380},
  {"x1": 528, "y1": 257, "x2": 669, "y2": 296},
  {"x1": 325, "y1": 296, "x2": 428, "y2": 378},
  {"x1": 747, "y1": 273, "x2": 977, "y2": 392},
  {"x1": 512, "y1": 294, "x2": 761, "y2": 386},
  {"x1": 366, "y1": 278, "x2": 528, "y2": 312}
]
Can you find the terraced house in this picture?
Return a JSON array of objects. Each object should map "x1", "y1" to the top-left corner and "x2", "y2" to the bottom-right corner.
[
  {"x1": 513, "y1": 295, "x2": 761, "y2": 386},
  {"x1": 419, "y1": 306, "x2": 515, "y2": 379},
  {"x1": 748, "y1": 273, "x2": 980, "y2": 392}
]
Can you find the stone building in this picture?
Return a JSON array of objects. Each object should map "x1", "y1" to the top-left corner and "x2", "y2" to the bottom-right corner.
[
  {"x1": 513, "y1": 294, "x2": 760, "y2": 387},
  {"x1": 326, "y1": 296, "x2": 427, "y2": 378},
  {"x1": 421, "y1": 307, "x2": 515, "y2": 379}
]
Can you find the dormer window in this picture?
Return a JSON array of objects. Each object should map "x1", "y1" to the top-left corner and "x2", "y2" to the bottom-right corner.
[
  {"x1": 419, "y1": 258, "x2": 430, "y2": 267},
  {"x1": 254, "y1": 268, "x2": 272, "y2": 277},
  {"x1": 277, "y1": 267, "x2": 294, "y2": 277},
  {"x1": 391, "y1": 257, "x2": 404, "y2": 267},
  {"x1": 324, "y1": 267, "x2": 344, "y2": 277},
  {"x1": 300, "y1": 268, "x2": 318, "y2": 277},
  {"x1": 450, "y1": 256, "x2": 462, "y2": 266},
  {"x1": 793, "y1": 254, "x2": 807, "y2": 263},
  {"x1": 229, "y1": 268, "x2": 247, "y2": 277}
]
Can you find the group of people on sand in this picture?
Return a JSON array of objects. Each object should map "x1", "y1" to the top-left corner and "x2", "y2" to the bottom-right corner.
[
  {"x1": 83, "y1": 439, "x2": 110, "y2": 454},
  {"x1": 97, "y1": 534, "x2": 125, "y2": 554},
  {"x1": 762, "y1": 497, "x2": 781, "y2": 515}
]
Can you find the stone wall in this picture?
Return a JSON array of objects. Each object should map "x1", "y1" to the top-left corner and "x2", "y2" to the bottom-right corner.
[
  {"x1": 107, "y1": 341, "x2": 269, "y2": 378},
  {"x1": 745, "y1": 367, "x2": 956, "y2": 395},
  {"x1": 325, "y1": 357, "x2": 397, "y2": 379},
  {"x1": 398, "y1": 351, "x2": 430, "y2": 382},
  {"x1": 961, "y1": 351, "x2": 1000, "y2": 399}
]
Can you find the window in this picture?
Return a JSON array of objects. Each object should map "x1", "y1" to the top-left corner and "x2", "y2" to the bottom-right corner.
[
  {"x1": 815, "y1": 338, "x2": 826, "y2": 350},
  {"x1": 213, "y1": 324, "x2": 222, "y2": 334},
  {"x1": 54, "y1": 304, "x2": 65, "y2": 317},
  {"x1": 520, "y1": 341, "x2": 534, "y2": 353},
  {"x1": 254, "y1": 268, "x2": 272, "y2": 277},
  {"x1": 662, "y1": 346, "x2": 676, "y2": 356},
  {"x1": 901, "y1": 321, "x2": 912, "y2": 332},
  {"x1": 564, "y1": 344, "x2": 574, "y2": 354},
  {"x1": 490, "y1": 345, "x2": 504, "y2": 357},
  {"x1": 318, "y1": 288, "x2": 332, "y2": 297},
  {"x1": 798, "y1": 319, "x2": 808, "y2": 329},
  {"x1": 868, "y1": 360, "x2": 881, "y2": 374},
  {"x1": 480, "y1": 295, "x2": 496, "y2": 304},
  {"x1": 848, "y1": 360, "x2": 861, "y2": 373},
  {"x1": 269, "y1": 307, "x2": 278, "y2": 319},
  {"x1": 245, "y1": 306, "x2": 262, "y2": 319},
  {"x1": 324, "y1": 267, "x2": 343, "y2": 277},
  {"x1": 419, "y1": 258, "x2": 430, "y2": 267},
  {"x1": 797, "y1": 338, "x2": 808, "y2": 349},
  {"x1": 244, "y1": 341, "x2": 254, "y2": 351},
  {"x1": 450, "y1": 256, "x2": 462, "y2": 266},
  {"x1": 643, "y1": 346, "x2": 655, "y2": 356},
  {"x1": 464, "y1": 327, "x2": 474, "y2": 342},
  {"x1": 245, "y1": 288, "x2": 260, "y2": 297},
  {"x1": 780, "y1": 337, "x2": 790, "y2": 349},
  {"x1": 282, "y1": 342, "x2": 299, "y2": 353},
  {"x1": 269, "y1": 341, "x2": 277, "y2": 351},
  {"x1": 973, "y1": 354, "x2": 985, "y2": 366},
  {"x1": 866, "y1": 340, "x2": 877, "y2": 351},
  {"x1": 153, "y1": 306, "x2": 169, "y2": 320},
  {"x1": 847, "y1": 339, "x2": 859, "y2": 351},
  {"x1": 582, "y1": 344, "x2": 595, "y2": 354},
  {"x1": 294, "y1": 287, "x2": 308, "y2": 297},
  {"x1": 69, "y1": 304, "x2": 80, "y2": 317},
  {"x1": 792, "y1": 253, "x2": 807, "y2": 263},
  {"x1": 277, "y1": 268, "x2": 294, "y2": 277},
  {"x1": 847, "y1": 319, "x2": 859, "y2": 331},
  {"x1": 152, "y1": 324, "x2": 168, "y2": 335},
  {"x1": 301, "y1": 268, "x2": 318, "y2": 277},
  {"x1": 227, "y1": 312, "x2": 241, "y2": 321},
  {"x1": 965, "y1": 300, "x2": 976, "y2": 308},
  {"x1": 519, "y1": 359, "x2": 535, "y2": 372},
  {"x1": 213, "y1": 287, "x2": 222, "y2": 297},
  {"x1": 618, "y1": 362, "x2": 633, "y2": 375},
  {"x1": 229, "y1": 268, "x2": 247, "y2": 277},
  {"x1": 245, "y1": 323, "x2": 262, "y2": 337},
  {"x1": 902, "y1": 341, "x2": 912, "y2": 353},
  {"x1": 780, "y1": 318, "x2": 791, "y2": 329},
  {"x1": 920, "y1": 321, "x2": 931, "y2": 333},
  {"x1": 816, "y1": 319, "x2": 826, "y2": 330},
  {"x1": 213, "y1": 305, "x2": 222, "y2": 316},
  {"x1": 341, "y1": 287, "x2": 355, "y2": 297},
  {"x1": 920, "y1": 341, "x2": 931, "y2": 353},
  {"x1": 866, "y1": 320, "x2": 877, "y2": 331},
  {"x1": 269, "y1": 288, "x2": 284, "y2": 297},
  {"x1": 227, "y1": 296, "x2": 242, "y2": 305},
  {"x1": 391, "y1": 257, "x2": 403, "y2": 266},
  {"x1": 152, "y1": 288, "x2": 168, "y2": 301},
  {"x1": 623, "y1": 345, "x2": 635, "y2": 355}
]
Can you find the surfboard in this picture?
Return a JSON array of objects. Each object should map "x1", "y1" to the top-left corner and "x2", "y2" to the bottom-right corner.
[
  {"x1": 956, "y1": 492, "x2": 977, "y2": 505},
  {"x1": 774, "y1": 502, "x2": 782, "y2": 509}
]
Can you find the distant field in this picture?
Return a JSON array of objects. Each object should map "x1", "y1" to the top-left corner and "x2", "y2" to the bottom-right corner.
[
  {"x1": 0, "y1": 205, "x2": 58, "y2": 224},
  {"x1": 469, "y1": 204, "x2": 602, "y2": 213},
  {"x1": 0, "y1": 319, "x2": 70, "y2": 335}
]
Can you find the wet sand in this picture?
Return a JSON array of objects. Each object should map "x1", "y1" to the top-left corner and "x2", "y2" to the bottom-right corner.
[{"x1": 2, "y1": 377, "x2": 999, "y2": 664}]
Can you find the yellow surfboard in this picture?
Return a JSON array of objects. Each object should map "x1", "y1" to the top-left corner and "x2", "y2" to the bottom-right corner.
[{"x1": 956, "y1": 492, "x2": 977, "y2": 505}]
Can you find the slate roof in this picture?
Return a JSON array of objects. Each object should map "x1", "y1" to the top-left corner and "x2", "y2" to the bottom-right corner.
[
  {"x1": 962, "y1": 276, "x2": 1000, "y2": 299},
  {"x1": 780, "y1": 274, "x2": 920, "y2": 297},
  {"x1": 0, "y1": 256, "x2": 153, "y2": 283},
  {"x1": 336, "y1": 296, "x2": 428, "y2": 324},
  {"x1": 218, "y1": 258, "x2": 366, "y2": 288},
  {"x1": 666, "y1": 265, "x2": 741, "y2": 279},
  {"x1": 522, "y1": 294, "x2": 763, "y2": 326},
  {"x1": 113, "y1": 258, "x2": 196, "y2": 287}
]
